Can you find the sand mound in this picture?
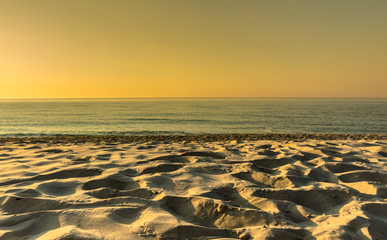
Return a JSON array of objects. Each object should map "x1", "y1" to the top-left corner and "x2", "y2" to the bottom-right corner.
[{"x1": 0, "y1": 139, "x2": 386, "y2": 239}]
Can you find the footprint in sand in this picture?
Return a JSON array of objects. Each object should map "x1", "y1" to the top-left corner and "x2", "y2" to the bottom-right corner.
[{"x1": 37, "y1": 181, "x2": 79, "y2": 196}]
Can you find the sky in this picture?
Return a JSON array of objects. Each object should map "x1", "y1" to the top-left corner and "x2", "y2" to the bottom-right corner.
[{"x1": 0, "y1": 0, "x2": 386, "y2": 98}]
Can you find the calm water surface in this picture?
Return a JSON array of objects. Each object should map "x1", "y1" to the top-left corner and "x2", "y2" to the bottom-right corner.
[{"x1": 0, "y1": 98, "x2": 386, "y2": 136}]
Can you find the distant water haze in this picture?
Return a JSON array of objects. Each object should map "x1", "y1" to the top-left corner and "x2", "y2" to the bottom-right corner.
[{"x1": 0, "y1": 98, "x2": 386, "y2": 137}]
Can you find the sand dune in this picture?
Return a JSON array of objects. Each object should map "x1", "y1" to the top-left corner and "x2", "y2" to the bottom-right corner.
[{"x1": 0, "y1": 139, "x2": 386, "y2": 239}]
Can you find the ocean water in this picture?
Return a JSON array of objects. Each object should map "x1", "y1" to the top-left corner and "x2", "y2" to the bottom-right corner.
[{"x1": 0, "y1": 98, "x2": 386, "y2": 137}]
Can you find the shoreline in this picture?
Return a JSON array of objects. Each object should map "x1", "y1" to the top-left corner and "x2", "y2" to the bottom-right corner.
[{"x1": 0, "y1": 133, "x2": 386, "y2": 143}]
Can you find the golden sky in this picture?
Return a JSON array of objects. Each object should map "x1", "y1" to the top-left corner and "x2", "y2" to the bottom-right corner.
[{"x1": 1, "y1": 0, "x2": 386, "y2": 98}]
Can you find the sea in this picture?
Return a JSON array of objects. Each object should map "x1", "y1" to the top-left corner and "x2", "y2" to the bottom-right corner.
[{"x1": 0, "y1": 98, "x2": 386, "y2": 137}]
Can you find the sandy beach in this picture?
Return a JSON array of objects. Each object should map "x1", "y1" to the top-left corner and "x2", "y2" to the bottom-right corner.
[{"x1": 0, "y1": 135, "x2": 386, "y2": 239}]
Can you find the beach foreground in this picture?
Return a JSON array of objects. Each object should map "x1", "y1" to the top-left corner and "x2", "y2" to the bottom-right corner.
[{"x1": 0, "y1": 136, "x2": 386, "y2": 239}]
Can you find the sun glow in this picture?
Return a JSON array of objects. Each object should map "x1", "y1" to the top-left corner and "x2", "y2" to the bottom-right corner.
[{"x1": 1, "y1": 0, "x2": 386, "y2": 98}]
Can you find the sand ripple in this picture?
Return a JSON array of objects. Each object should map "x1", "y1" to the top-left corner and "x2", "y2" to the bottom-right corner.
[{"x1": 0, "y1": 139, "x2": 386, "y2": 239}]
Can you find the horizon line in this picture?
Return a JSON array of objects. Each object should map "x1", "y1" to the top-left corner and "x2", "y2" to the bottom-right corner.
[{"x1": 1, "y1": 97, "x2": 387, "y2": 100}]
